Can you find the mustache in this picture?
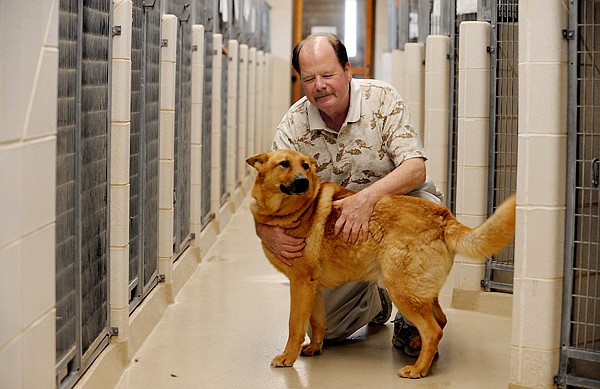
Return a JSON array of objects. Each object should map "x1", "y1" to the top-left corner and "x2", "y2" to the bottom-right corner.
[{"x1": 313, "y1": 90, "x2": 333, "y2": 99}]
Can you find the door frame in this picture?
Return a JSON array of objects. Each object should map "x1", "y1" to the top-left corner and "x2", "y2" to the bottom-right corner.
[{"x1": 292, "y1": 0, "x2": 373, "y2": 103}]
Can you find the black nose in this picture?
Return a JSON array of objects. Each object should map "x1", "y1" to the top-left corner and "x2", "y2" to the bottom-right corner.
[
  {"x1": 280, "y1": 176, "x2": 309, "y2": 195},
  {"x1": 292, "y1": 177, "x2": 309, "y2": 193}
]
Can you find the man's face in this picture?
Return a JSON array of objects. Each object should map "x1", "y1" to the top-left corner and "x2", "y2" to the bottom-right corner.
[{"x1": 298, "y1": 38, "x2": 352, "y2": 117}]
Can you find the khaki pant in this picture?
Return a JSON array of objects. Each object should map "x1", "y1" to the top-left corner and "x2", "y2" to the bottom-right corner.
[{"x1": 323, "y1": 178, "x2": 443, "y2": 340}]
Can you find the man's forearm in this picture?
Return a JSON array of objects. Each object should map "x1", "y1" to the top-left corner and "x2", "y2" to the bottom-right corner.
[{"x1": 361, "y1": 157, "x2": 426, "y2": 205}]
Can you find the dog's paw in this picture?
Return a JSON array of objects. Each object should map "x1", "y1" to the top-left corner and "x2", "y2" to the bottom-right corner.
[
  {"x1": 300, "y1": 343, "x2": 322, "y2": 356},
  {"x1": 398, "y1": 365, "x2": 426, "y2": 379},
  {"x1": 270, "y1": 354, "x2": 296, "y2": 368}
]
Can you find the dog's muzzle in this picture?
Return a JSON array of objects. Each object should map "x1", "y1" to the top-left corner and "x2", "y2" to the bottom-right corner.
[{"x1": 280, "y1": 176, "x2": 309, "y2": 195}]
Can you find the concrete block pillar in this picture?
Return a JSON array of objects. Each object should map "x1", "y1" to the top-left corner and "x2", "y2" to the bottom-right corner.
[
  {"x1": 255, "y1": 50, "x2": 265, "y2": 152},
  {"x1": 226, "y1": 39, "x2": 239, "y2": 199},
  {"x1": 391, "y1": 49, "x2": 405, "y2": 96},
  {"x1": 509, "y1": 0, "x2": 568, "y2": 387},
  {"x1": 452, "y1": 21, "x2": 491, "y2": 301},
  {"x1": 247, "y1": 47, "x2": 257, "y2": 156},
  {"x1": 238, "y1": 44, "x2": 249, "y2": 181},
  {"x1": 424, "y1": 35, "x2": 451, "y2": 201},
  {"x1": 210, "y1": 33, "x2": 223, "y2": 220},
  {"x1": 381, "y1": 52, "x2": 393, "y2": 85},
  {"x1": 190, "y1": 24, "x2": 205, "y2": 257},
  {"x1": 158, "y1": 14, "x2": 178, "y2": 284},
  {"x1": 110, "y1": 0, "x2": 132, "y2": 343},
  {"x1": 404, "y1": 43, "x2": 425, "y2": 141}
]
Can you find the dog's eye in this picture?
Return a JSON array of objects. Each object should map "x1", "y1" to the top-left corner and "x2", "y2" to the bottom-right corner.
[
  {"x1": 302, "y1": 162, "x2": 310, "y2": 170},
  {"x1": 279, "y1": 160, "x2": 290, "y2": 168}
]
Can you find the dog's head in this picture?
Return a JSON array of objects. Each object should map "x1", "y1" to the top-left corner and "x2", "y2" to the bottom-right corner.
[{"x1": 246, "y1": 150, "x2": 319, "y2": 216}]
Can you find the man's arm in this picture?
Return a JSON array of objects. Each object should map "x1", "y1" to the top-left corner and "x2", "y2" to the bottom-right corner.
[{"x1": 333, "y1": 157, "x2": 426, "y2": 243}]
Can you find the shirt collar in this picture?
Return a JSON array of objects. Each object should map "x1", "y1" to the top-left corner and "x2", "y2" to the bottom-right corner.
[{"x1": 307, "y1": 78, "x2": 362, "y2": 132}]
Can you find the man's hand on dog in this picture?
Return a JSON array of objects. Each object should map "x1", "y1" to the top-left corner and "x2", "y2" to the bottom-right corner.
[
  {"x1": 255, "y1": 220, "x2": 305, "y2": 266},
  {"x1": 333, "y1": 192, "x2": 376, "y2": 244}
]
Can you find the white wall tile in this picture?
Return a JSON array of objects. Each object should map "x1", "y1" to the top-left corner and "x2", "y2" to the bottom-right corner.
[
  {"x1": 159, "y1": 160, "x2": 174, "y2": 210},
  {"x1": 160, "y1": 111, "x2": 175, "y2": 159},
  {"x1": 161, "y1": 15, "x2": 178, "y2": 63},
  {"x1": 21, "y1": 137, "x2": 55, "y2": 236},
  {"x1": 512, "y1": 277, "x2": 563, "y2": 352},
  {"x1": 21, "y1": 223, "x2": 55, "y2": 328},
  {"x1": 158, "y1": 209, "x2": 174, "y2": 259},
  {"x1": 110, "y1": 184, "x2": 130, "y2": 248},
  {"x1": 112, "y1": 0, "x2": 133, "y2": 60},
  {"x1": 111, "y1": 59, "x2": 132, "y2": 122},
  {"x1": 515, "y1": 207, "x2": 565, "y2": 280},
  {"x1": 160, "y1": 61, "x2": 177, "y2": 112},
  {"x1": 25, "y1": 47, "x2": 58, "y2": 140},
  {"x1": 0, "y1": 144, "x2": 22, "y2": 246},
  {"x1": 519, "y1": 134, "x2": 567, "y2": 206},
  {"x1": 22, "y1": 310, "x2": 55, "y2": 389},
  {"x1": 0, "y1": 337, "x2": 21, "y2": 388},
  {"x1": 0, "y1": 243, "x2": 21, "y2": 347},
  {"x1": 109, "y1": 246, "x2": 129, "y2": 310},
  {"x1": 519, "y1": 0, "x2": 568, "y2": 64},
  {"x1": 519, "y1": 63, "x2": 568, "y2": 135},
  {"x1": 110, "y1": 122, "x2": 131, "y2": 186}
]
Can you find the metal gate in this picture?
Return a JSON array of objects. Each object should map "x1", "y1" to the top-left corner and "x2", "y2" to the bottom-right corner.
[
  {"x1": 201, "y1": 0, "x2": 215, "y2": 228},
  {"x1": 558, "y1": 0, "x2": 600, "y2": 386},
  {"x1": 447, "y1": 1, "x2": 477, "y2": 214},
  {"x1": 129, "y1": 0, "x2": 161, "y2": 311},
  {"x1": 483, "y1": 0, "x2": 518, "y2": 293},
  {"x1": 165, "y1": 0, "x2": 193, "y2": 257},
  {"x1": 56, "y1": 0, "x2": 112, "y2": 387},
  {"x1": 219, "y1": 0, "x2": 230, "y2": 205}
]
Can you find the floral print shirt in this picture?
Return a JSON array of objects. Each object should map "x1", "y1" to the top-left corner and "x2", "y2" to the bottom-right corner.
[{"x1": 272, "y1": 78, "x2": 427, "y2": 191}]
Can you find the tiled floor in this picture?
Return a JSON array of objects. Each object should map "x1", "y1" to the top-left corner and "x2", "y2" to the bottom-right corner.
[{"x1": 115, "y1": 199, "x2": 512, "y2": 389}]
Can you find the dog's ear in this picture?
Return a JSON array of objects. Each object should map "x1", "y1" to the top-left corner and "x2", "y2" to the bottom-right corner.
[{"x1": 246, "y1": 153, "x2": 269, "y2": 170}]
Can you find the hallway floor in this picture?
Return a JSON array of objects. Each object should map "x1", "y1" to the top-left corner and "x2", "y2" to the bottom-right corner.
[{"x1": 115, "y1": 198, "x2": 512, "y2": 389}]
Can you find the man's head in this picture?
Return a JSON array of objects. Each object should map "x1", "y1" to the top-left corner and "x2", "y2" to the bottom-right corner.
[
  {"x1": 292, "y1": 34, "x2": 353, "y2": 119},
  {"x1": 292, "y1": 33, "x2": 349, "y2": 75}
]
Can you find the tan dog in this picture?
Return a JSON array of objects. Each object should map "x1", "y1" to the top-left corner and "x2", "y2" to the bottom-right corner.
[{"x1": 247, "y1": 149, "x2": 516, "y2": 379}]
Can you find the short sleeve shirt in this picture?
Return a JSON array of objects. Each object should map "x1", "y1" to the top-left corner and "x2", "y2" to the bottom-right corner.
[{"x1": 272, "y1": 78, "x2": 426, "y2": 191}]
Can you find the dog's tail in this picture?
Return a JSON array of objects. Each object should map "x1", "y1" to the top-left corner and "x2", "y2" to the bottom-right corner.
[{"x1": 444, "y1": 194, "x2": 516, "y2": 259}]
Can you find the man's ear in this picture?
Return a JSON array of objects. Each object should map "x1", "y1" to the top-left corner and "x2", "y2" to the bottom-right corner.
[{"x1": 246, "y1": 153, "x2": 269, "y2": 170}]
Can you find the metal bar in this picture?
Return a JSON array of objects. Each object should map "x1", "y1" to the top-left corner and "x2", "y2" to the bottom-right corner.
[
  {"x1": 566, "y1": 347, "x2": 600, "y2": 363},
  {"x1": 439, "y1": 0, "x2": 451, "y2": 36},
  {"x1": 559, "y1": 0, "x2": 600, "y2": 385},
  {"x1": 487, "y1": 0, "x2": 498, "y2": 219},
  {"x1": 417, "y1": 0, "x2": 430, "y2": 43},
  {"x1": 388, "y1": 0, "x2": 397, "y2": 50},
  {"x1": 565, "y1": 374, "x2": 600, "y2": 389},
  {"x1": 74, "y1": 0, "x2": 84, "y2": 377},
  {"x1": 398, "y1": 0, "x2": 409, "y2": 49}
]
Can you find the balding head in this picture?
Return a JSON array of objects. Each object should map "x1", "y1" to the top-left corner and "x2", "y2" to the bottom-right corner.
[{"x1": 292, "y1": 33, "x2": 349, "y2": 75}]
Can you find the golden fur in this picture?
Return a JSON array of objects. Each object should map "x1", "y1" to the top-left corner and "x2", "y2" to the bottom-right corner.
[{"x1": 247, "y1": 149, "x2": 516, "y2": 378}]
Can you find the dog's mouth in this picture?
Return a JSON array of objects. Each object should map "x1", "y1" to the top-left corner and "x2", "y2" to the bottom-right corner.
[{"x1": 280, "y1": 177, "x2": 309, "y2": 195}]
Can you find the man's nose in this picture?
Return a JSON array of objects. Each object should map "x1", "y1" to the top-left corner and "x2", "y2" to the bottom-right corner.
[{"x1": 314, "y1": 76, "x2": 326, "y2": 89}]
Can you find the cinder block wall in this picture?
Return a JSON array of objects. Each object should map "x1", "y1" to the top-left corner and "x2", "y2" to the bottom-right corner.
[
  {"x1": 0, "y1": 1, "x2": 58, "y2": 387},
  {"x1": 453, "y1": 21, "x2": 492, "y2": 301},
  {"x1": 509, "y1": 1, "x2": 568, "y2": 387}
]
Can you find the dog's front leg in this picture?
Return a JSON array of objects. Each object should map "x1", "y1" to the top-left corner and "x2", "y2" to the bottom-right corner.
[
  {"x1": 301, "y1": 288, "x2": 325, "y2": 356},
  {"x1": 271, "y1": 278, "x2": 318, "y2": 368}
]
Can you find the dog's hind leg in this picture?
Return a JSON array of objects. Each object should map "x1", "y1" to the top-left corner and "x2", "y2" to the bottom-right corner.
[
  {"x1": 271, "y1": 278, "x2": 319, "y2": 368},
  {"x1": 395, "y1": 301, "x2": 443, "y2": 379},
  {"x1": 301, "y1": 288, "x2": 325, "y2": 356},
  {"x1": 432, "y1": 297, "x2": 447, "y2": 330}
]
